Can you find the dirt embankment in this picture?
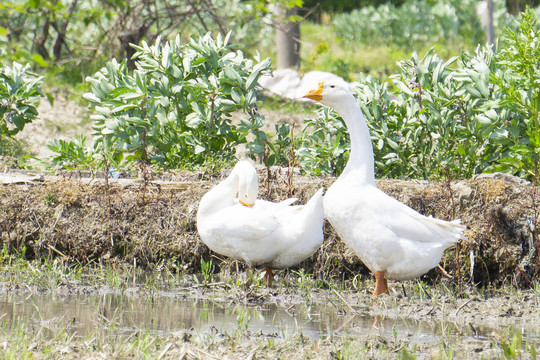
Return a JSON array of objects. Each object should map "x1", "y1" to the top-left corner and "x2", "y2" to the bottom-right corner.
[{"x1": 0, "y1": 168, "x2": 538, "y2": 289}]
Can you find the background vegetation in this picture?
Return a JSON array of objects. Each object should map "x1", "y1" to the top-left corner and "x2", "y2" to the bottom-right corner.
[{"x1": 1, "y1": 0, "x2": 540, "y2": 181}]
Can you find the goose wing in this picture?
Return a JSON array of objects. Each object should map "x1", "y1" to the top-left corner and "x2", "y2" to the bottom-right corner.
[{"x1": 365, "y1": 189, "x2": 464, "y2": 244}]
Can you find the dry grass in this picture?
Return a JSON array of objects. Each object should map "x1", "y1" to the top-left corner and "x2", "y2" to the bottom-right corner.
[{"x1": 0, "y1": 168, "x2": 538, "y2": 290}]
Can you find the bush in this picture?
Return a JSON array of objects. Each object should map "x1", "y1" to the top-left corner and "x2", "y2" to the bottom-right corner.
[
  {"x1": 492, "y1": 7, "x2": 540, "y2": 179},
  {"x1": 367, "y1": 47, "x2": 509, "y2": 180},
  {"x1": 0, "y1": 61, "x2": 44, "y2": 137},
  {"x1": 297, "y1": 8, "x2": 540, "y2": 181},
  {"x1": 297, "y1": 47, "x2": 508, "y2": 179},
  {"x1": 49, "y1": 32, "x2": 271, "y2": 170},
  {"x1": 297, "y1": 106, "x2": 350, "y2": 176}
]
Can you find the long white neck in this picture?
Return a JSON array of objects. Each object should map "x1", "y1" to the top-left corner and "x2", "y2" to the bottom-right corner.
[
  {"x1": 335, "y1": 95, "x2": 375, "y2": 185},
  {"x1": 197, "y1": 171, "x2": 237, "y2": 219}
]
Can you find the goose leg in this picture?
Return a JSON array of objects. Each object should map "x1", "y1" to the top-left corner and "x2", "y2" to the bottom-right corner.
[
  {"x1": 372, "y1": 271, "x2": 389, "y2": 298},
  {"x1": 264, "y1": 268, "x2": 273, "y2": 287}
]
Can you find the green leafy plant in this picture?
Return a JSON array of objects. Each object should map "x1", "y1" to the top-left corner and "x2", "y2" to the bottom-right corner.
[
  {"x1": 0, "y1": 61, "x2": 44, "y2": 137},
  {"x1": 47, "y1": 135, "x2": 95, "y2": 169},
  {"x1": 367, "y1": 46, "x2": 509, "y2": 179},
  {"x1": 200, "y1": 256, "x2": 212, "y2": 284},
  {"x1": 266, "y1": 123, "x2": 294, "y2": 167},
  {"x1": 492, "y1": 7, "x2": 540, "y2": 179},
  {"x1": 296, "y1": 106, "x2": 350, "y2": 176},
  {"x1": 296, "y1": 31, "x2": 538, "y2": 181},
  {"x1": 290, "y1": 268, "x2": 316, "y2": 291},
  {"x1": 49, "y1": 32, "x2": 271, "y2": 170},
  {"x1": 235, "y1": 308, "x2": 250, "y2": 334},
  {"x1": 332, "y1": 0, "x2": 508, "y2": 50},
  {"x1": 495, "y1": 328, "x2": 537, "y2": 359}
]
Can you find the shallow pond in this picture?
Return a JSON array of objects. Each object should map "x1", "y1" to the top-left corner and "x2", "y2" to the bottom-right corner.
[{"x1": 1, "y1": 287, "x2": 537, "y2": 352}]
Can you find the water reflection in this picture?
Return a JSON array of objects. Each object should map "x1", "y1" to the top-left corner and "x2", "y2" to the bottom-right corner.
[
  {"x1": 0, "y1": 289, "x2": 537, "y2": 347},
  {"x1": 0, "y1": 291, "x2": 349, "y2": 339}
]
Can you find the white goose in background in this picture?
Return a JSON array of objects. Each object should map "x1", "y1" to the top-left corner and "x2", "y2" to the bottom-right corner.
[
  {"x1": 196, "y1": 160, "x2": 325, "y2": 286},
  {"x1": 303, "y1": 82, "x2": 466, "y2": 298}
]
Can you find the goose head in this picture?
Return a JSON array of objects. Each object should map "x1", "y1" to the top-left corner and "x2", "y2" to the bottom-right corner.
[
  {"x1": 233, "y1": 161, "x2": 258, "y2": 207},
  {"x1": 303, "y1": 81, "x2": 354, "y2": 108}
]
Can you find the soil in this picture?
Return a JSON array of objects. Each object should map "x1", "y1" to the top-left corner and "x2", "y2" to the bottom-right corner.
[
  {"x1": 1, "y1": 168, "x2": 537, "y2": 288},
  {"x1": 1, "y1": 96, "x2": 540, "y2": 359},
  {"x1": 15, "y1": 95, "x2": 92, "y2": 160}
]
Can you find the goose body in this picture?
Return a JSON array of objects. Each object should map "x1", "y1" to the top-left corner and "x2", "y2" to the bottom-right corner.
[
  {"x1": 197, "y1": 161, "x2": 325, "y2": 283},
  {"x1": 303, "y1": 82, "x2": 465, "y2": 297}
]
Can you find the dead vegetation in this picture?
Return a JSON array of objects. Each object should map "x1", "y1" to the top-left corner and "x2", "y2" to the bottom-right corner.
[{"x1": 0, "y1": 168, "x2": 538, "y2": 289}]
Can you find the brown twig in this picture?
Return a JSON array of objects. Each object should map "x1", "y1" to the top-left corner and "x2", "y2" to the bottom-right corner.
[{"x1": 332, "y1": 288, "x2": 358, "y2": 315}]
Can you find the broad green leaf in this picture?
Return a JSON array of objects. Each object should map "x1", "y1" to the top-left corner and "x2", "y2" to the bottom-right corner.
[
  {"x1": 231, "y1": 88, "x2": 242, "y2": 103},
  {"x1": 245, "y1": 71, "x2": 260, "y2": 90},
  {"x1": 101, "y1": 128, "x2": 115, "y2": 135},
  {"x1": 224, "y1": 67, "x2": 242, "y2": 86},
  {"x1": 83, "y1": 93, "x2": 102, "y2": 103},
  {"x1": 120, "y1": 92, "x2": 144, "y2": 100},
  {"x1": 31, "y1": 54, "x2": 48, "y2": 67},
  {"x1": 186, "y1": 112, "x2": 204, "y2": 127},
  {"x1": 111, "y1": 104, "x2": 139, "y2": 113}
]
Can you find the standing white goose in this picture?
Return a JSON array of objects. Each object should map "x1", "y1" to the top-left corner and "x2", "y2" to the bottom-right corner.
[
  {"x1": 197, "y1": 160, "x2": 325, "y2": 286},
  {"x1": 303, "y1": 82, "x2": 466, "y2": 298}
]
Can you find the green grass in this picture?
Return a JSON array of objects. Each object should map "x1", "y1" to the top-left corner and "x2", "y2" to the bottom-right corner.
[{"x1": 298, "y1": 20, "x2": 477, "y2": 83}]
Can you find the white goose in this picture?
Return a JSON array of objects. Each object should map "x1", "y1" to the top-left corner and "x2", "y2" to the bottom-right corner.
[
  {"x1": 197, "y1": 160, "x2": 325, "y2": 286},
  {"x1": 303, "y1": 82, "x2": 466, "y2": 298}
]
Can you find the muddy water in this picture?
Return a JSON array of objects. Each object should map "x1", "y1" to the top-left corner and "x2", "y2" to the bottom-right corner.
[
  {"x1": 0, "y1": 290, "x2": 366, "y2": 338},
  {"x1": 0, "y1": 288, "x2": 533, "y2": 350}
]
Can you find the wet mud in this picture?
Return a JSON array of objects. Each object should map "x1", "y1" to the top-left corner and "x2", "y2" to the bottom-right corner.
[{"x1": 0, "y1": 279, "x2": 539, "y2": 359}]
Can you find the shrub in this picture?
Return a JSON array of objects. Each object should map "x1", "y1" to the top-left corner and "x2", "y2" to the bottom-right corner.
[
  {"x1": 0, "y1": 61, "x2": 44, "y2": 137},
  {"x1": 298, "y1": 47, "x2": 509, "y2": 180},
  {"x1": 297, "y1": 106, "x2": 350, "y2": 176},
  {"x1": 297, "y1": 9, "x2": 540, "y2": 181},
  {"x1": 492, "y1": 7, "x2": 540, "y2": 179},
  {"x1": 49, "y1": 32, "x2": 271, "y2": 170}
]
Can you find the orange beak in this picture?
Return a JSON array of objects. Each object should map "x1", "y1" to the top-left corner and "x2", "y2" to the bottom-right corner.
[
  {"x1": 303, "y1": 81, "x2": 324, "y2": 101},
  {"x1": 239, "y1": 199, "x2": 254, "y2": 207}
]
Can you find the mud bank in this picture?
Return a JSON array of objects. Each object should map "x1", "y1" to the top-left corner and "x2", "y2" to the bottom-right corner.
[{"x1": 1, "y1": 168, "x2": 538, "y2": 289}]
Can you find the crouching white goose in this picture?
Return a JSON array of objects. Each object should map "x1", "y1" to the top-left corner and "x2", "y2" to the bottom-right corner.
[
  {"x1": 197, "y1": 160, "x2": 325, "y2": 286},
  {"x1": 303, "y1": 82, "x2": 466, "y2": 298}
]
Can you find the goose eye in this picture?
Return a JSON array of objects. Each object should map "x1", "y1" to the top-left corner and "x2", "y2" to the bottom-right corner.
[{"x1": 330, "y1": 85, "x2": 335, "y2": 88}]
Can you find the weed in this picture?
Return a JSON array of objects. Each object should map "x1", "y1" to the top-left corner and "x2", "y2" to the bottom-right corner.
[
  {"x1": 414, "y1": 280, "x2": 433, "y2": 299},
  {"x1": 200, "y1": 256, "x2": 213, "y2": 284},
  {"x1": 333, "y1": 339, "x2": 353, "y2": 360},
  {"x1": 494, "y1": 328, "x2": 537, "y2": 359},
  {"x1": 43, "y1": 192, "x2": 58, "y2": 207},
  {"x1": 244, "y1": 268, "x2": 266, "y2": 289},
  {"x1": 290, "y1": 268, "x2": 317, "y2": 291},
  {"x1": 236, "y1": 309, "x2": 251, "y2": 334},
  {"x1": 399, "y1": 348, "x2": 418, "y2": 359}
]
